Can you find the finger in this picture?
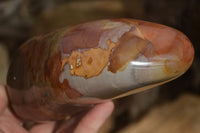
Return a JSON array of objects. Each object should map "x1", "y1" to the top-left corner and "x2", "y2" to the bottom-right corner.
[
  {"x1": 0, "y1": 114, "x2": 27, "y2": 133},
  {"x1": 74, "y1": 101, "x2": 114, "y2": 133},
  {"x1": 0, "y1": 85, "x2": 8, "y2": 115},
  {"x1": 3, "y1": 109, "x2": 23, "y2": 124},
  {"x1": 30, "y1": 122, "x2": 55, "y2": 133}
]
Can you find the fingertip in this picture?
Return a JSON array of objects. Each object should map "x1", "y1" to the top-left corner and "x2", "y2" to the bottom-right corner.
[
  {"x1": 102, "y1": 101, "x2": 114, "y2": 113},
  {"x1": 30, "y1": 122, "x2": 55, "y2": 133},
  {"x1": 74, "y1": 101, "x2": 114, "y2": 133}
]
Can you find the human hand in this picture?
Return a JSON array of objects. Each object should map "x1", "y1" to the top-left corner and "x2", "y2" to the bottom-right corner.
[{"x1": 0, "y1": 85, "x2": 114, "y2": 133}]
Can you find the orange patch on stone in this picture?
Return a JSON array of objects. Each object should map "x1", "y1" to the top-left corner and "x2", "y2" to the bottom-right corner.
[{"x1": 68, "y1": 40, "x2": 116, "y2": 78}]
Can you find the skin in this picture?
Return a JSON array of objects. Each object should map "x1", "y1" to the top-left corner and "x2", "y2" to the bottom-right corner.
[{"x1": 0, "y1": 85, "x2": 114, "y2": 133}]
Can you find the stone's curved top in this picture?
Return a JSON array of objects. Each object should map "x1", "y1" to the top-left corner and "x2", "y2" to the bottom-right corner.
[{"x1": 58, "y1": 19, "x2": 194, "y2": 99}]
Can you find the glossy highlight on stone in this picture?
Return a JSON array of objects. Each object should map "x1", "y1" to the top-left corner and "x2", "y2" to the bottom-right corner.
[{"x1": 6, "y1": 19, "x2": 194, "y2": 122}]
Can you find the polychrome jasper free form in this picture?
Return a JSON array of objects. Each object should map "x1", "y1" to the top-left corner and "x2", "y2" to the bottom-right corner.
[{"x1": 7, "y1": 19, "x2": 194, "y2": 122}]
